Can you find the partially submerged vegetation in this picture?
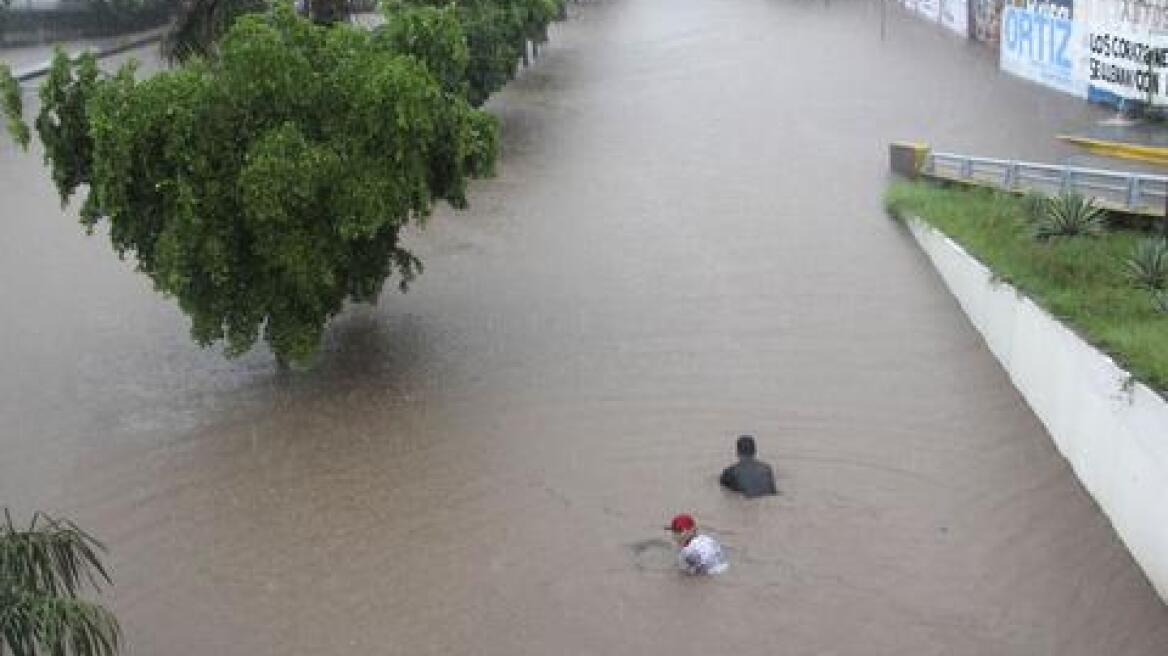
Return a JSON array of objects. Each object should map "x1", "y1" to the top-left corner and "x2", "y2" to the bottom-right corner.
[
  {"x1": 0, "y1": 0, "x2": 564, "y2": 367},
  {"x1": 885, "y1": 180, "x2": 1168, "y2": 392}
]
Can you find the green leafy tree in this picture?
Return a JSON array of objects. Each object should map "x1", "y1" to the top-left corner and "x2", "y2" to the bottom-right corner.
[
  {"x1": 163, "y1": 0, "x2": 356, "y2": 63},
  {"x1": 163, "y1": 0, "x2": 272, "y2": 62},
  {"x1": 0, "y1": 510, "x2": 121, "y2": 656},
  {"x1": 391, "y1": 0, "x2": 564, "y2": 106},
  {"x1": 3, "y1": 5, "x2": 498, "y2": 366},
  {"x1": 0, "y1": 64, "x2": 29, "y2": 149}
]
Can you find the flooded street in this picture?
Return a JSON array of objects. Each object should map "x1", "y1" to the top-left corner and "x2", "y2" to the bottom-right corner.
[{"x1": 3, "y1": 0, "x2": 1167, "y2": 653}]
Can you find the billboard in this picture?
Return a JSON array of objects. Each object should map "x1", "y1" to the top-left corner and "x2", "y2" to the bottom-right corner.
[
  {"x1": 1000, "y1": 1, "x2": 1088, "y2": 96},
  {"x1": 1084, "y1": 0, "x2": 1168, "y2": 107}
]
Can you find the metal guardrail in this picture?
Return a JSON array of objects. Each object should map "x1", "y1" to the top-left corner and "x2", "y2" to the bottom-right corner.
[{"x1": 924, "y1": 151, "x2": 1168, "y2": 216}]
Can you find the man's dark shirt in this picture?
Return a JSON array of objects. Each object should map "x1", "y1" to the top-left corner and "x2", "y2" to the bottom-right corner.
[{"x1": 720, "y1": 457, "x2": 777, "y2": 497}]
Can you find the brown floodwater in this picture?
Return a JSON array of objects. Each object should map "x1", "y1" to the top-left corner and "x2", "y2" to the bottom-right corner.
[{"x1": 2, "y1": 0, "x2": 1166, "y2": 653}]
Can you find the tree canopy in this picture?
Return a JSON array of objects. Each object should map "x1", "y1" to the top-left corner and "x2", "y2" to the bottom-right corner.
[
  {"x1": 2, "y1": 0, "x2": 568, "y2": 366},
  {"x1": 391, "y1": 0, "x2": 564, "y2": 106},
  {"x1": 3, "y1": 4, "x2": 508, "y2": 365}
]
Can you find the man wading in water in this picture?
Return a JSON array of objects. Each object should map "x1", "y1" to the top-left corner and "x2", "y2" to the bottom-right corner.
[
  {"x1": 666, "y1": 514, "x2": 729, "y2": 575},
  {"x1": 720, "y1": 434, "x2": 778, "y2": 497}
]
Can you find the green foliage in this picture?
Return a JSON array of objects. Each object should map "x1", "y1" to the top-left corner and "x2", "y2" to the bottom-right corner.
[
  {"x1": 0, "y1": 64, "x2": 30, "y2": 150},
  {"x1": 1020, "y1": 189, "x2": 1047, "y2": 223},
  {"x1": 375, "y1": 3, "x2": 469, "y2": 97},
  {"x1": 34, "y1": 51, "x2": 101, "y2": 206},
  {"x1": 163, "y1": 0, "x2": 271, "y2": 62},
  {"x1": 1154, "y1": 290, "x2": 1168, "y2": 315},
  {"x1": 1124, "y1": 238, "x2": 1168, "y2": 291},
  {"x1": 1034, "y1": 191, "x2": 1106, "y2": 240},
  {"x1": 0, "y1": 510, "x2": 120, "y2": 656},
  {"x1": 396, "y1": 0, "x2": 565, "y2": 106},
  {"x1": 886, "y1": 181, "x2": 1168, "y2": 392},
  {"x1": 24, "y1": 5, "x2": 499, "y2": 365}
]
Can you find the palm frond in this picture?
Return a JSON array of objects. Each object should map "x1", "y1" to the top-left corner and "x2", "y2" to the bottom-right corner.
[
  {"x1": 0, "y1": 510, "x2": 111, "y2": 599},
  {"x1": 0, "y1": 589, "x2": 121, "y2": 656}
]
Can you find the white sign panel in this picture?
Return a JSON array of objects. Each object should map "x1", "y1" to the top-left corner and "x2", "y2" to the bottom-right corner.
[
  {"x1": 1000, "y1": 3, "x2": 1088, "y2": 97},
  {"x1": 1085, "y1": 0, "x2": 1168, "y2": 107}
]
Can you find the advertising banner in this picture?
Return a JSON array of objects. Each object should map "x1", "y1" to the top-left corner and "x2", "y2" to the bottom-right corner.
[
  {"x1": 1000, "y1": 2, "x2": 1088, "y2": 96},
  {"x1": 1085, "y1": 0, "x2": 1168, "y2": 107}
]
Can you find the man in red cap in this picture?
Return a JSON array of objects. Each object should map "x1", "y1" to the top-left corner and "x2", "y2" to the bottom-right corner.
[{"x1": 666, "y1": 513, "x2": 728, "y2": 575}]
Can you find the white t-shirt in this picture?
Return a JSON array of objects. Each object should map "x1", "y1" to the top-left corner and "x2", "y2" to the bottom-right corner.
[{"x1": 678, "y1": 534, "x2": 729, "y2": 575}]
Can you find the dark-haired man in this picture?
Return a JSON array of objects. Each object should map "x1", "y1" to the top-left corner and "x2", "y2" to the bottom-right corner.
[{"x1": 719, "y1": 434, "x2": 777, "y2": 497}]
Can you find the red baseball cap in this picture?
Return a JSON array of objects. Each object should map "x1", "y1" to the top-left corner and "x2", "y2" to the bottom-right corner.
[{"x1": 666, "y1": 513, "x2": 696, "y2": 532}]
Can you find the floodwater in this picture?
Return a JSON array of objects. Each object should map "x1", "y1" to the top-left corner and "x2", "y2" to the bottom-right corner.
[{"x1": 2, "y1": 0, "x2": 1167, "y2": 653}]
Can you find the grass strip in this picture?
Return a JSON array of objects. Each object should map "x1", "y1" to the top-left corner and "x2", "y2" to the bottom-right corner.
[{"x1": 885, "y1": 180, "x2": 1168, "y2": 393}]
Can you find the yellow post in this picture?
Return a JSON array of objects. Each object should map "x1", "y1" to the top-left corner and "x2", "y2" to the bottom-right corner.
[{"x1": 890, "y1": 142, "x2": 930, "y2": 179}]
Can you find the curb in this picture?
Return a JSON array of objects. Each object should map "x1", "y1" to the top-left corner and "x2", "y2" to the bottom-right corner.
[
  {"x1": 9, "y1": 27, "x2": 166, "y2": 82},
  {"x1": 1058, "y1": 135, "x2": 1168, "y2": 167}
]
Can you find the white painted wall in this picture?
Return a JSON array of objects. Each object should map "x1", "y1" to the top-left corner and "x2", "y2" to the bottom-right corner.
[{"x1": 906, "y1": 216, "x2": 1168, "y2": 602}]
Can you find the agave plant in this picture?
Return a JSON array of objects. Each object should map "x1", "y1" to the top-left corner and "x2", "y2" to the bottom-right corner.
[
  {"x1": 1020, "y1": 189, "x2": 1048, "y2": 223},
  {"x1": 0, "y1": 510, "x2": 121, "y2": 656},
  {"x1": 1034, "y1": 191, "x2": 1106, "y2": 240},
  {"x1": 1153, "y1": 290, "x2": 1168, "y2": 315},
  {"x1": 1124, "y1": 238, "x2": 1168, "y2": 291}
]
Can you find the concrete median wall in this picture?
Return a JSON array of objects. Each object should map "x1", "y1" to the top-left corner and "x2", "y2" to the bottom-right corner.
[{"x1": 906, "y1": 215, "x2": 1168, "y2": 602}]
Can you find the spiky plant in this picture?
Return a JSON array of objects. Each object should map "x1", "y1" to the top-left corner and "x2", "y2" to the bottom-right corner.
[
  {"x1": 1020, "y1": 189, "x2": 1048, "y2": 223},
  {"x1": 1124, "y1": 238, "x2": 1168, "y2": 291},
  {"x1": 0, "y1": 510, "x2": 120, "y2": 656},
  {"x1": 1153, "y1": 290, "x2": 1168, "y2": 315},
  {"x1": 1035, "y1": 191, "x2": 1106, "y2": 240}
]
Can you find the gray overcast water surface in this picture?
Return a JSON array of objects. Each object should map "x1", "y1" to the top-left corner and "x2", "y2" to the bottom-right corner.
[{"x1": 2, "y1": 0, "x2": 1167, "y2": 654}]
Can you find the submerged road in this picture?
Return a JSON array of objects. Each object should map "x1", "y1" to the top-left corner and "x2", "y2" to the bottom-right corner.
[{"x1": 2, "y1": 0, "x2": 1166, "y2": 653}]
